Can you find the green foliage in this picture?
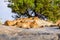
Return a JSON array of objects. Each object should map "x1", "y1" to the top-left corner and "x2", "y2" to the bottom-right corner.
[
  {"x1": 8, "y1": 0, "x2": 35, "y2": 14},
  {"x1": 8, "y1": 0, "x2": 60, "y2": 22}
]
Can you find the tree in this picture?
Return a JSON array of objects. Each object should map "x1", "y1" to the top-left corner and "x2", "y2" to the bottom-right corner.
[{"x1": 8, "y1": 0, "x2": 60, "y2": 22}]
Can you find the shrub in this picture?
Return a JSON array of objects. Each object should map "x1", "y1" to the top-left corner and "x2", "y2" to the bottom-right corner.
[{"x1": 8, "y1": 0, "x2": 60, "y2": 22}]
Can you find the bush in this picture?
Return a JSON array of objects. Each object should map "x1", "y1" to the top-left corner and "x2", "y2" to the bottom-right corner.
[{"x1": 8, "y1": 0, "x2": 60, "y2": 22}]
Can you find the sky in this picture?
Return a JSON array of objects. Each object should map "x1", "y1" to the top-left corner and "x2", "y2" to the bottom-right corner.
[{"x1": 0, "y1": 0, "x2": 16, "y2": 23}]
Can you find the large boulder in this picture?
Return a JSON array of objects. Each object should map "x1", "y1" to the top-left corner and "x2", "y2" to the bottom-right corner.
[{"x1": 0, "y1": 25, "x2": 60, "y2": 40}]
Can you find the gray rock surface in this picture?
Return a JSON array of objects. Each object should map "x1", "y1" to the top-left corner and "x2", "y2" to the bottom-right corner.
[{"x1": 0, "y1": 25, "x2": 60, "y2": 40}]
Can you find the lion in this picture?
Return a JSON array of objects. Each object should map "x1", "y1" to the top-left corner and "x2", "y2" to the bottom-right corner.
[
  {"x1": 16, "y1": 22, "x2": 31, "y2": 29},
  {"x1": 22, "y1": 22, "x2": 31, "y2": 29},
  {"x1": 55, "y1": 20, "x2": 60, "y2": 27},
  {"x1": 30, "y1": 21, "x2": 39, "y2": 28},
  {"x1": 16, "y1": 22, "x2": 22, "y2": 28},
  {"x1": 4, "y1": 17, "x2": 47, "y2": 28},
  {"x1": 4, "y1": 20, "x2": 16, "y2": 26}
]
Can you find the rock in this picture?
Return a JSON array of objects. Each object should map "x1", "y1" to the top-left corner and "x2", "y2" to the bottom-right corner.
[
  {"x1": 0, "y1": 33, "x2": 58, "y2": 40},
  {"x1": 0, "y1": 25, "x2": 59, "y2": 40}
]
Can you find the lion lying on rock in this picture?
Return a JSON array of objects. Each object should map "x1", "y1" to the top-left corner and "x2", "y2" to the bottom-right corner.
[{"x1": 4, "y1": 17, "x2": 53, "y2": 28}]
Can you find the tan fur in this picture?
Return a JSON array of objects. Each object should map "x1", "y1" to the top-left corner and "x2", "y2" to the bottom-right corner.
[
  {"x1": 4, "y1": 17, "x2": 53, "y2": 29},
  {"x1": 16, "y1": 22, "x2": 22, "y2": 28},
  {"x1": 4, "y1": 20, "x2": 15, "y2": 26},
  {"x1": 56, "y1": 20, "x2": 60, "y2": 26},
  {"x1": 4, "y1": 17, "x2": 42, "y2": 28},
  {"x1": 22, "y1": 22, "x2": 31, "y2": 29}
]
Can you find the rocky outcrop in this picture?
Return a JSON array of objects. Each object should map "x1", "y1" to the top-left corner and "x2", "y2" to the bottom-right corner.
[{"x1": 0, "y1": 25, "x2": 60, "y2": 40}]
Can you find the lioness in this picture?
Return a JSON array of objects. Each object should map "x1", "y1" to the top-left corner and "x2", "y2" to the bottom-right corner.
[{"x1": 4, "y1": 20, "x2": 17, "y2": 26}]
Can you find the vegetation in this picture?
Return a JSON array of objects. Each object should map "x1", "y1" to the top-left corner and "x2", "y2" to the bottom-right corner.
[{"x1": 8, "y1": 0, "x2": 60, "y2": 22}]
